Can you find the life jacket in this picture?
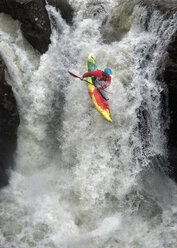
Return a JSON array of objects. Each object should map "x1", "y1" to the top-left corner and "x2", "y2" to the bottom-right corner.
[{"x1": 83, "y1": 70, "x2": 111, "y2": 88}]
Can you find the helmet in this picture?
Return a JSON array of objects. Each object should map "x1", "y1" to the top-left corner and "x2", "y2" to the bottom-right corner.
[{"x1": 104, "y1": 67, "x2": 112, "y2": 76}]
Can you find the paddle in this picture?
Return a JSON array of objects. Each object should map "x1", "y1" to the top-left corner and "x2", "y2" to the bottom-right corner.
[
  {"x1": 68, "y1": 71, "x2": 94, "y2": 86},
  {"x1": 68, "y1": 71, "x2": 111, "y2": 94}
]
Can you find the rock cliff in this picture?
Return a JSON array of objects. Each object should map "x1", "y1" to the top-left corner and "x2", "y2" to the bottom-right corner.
[
  {"x1": 162, "y1": 31, "x2": 177, "y2": 182},
  {"x1": 47, "y1": 0, "x2": 73, "y2": 24},
  {"x1": 0, "y1": 59, "x2": 19, "y2": 188},
  {"x1": 0, "y1": 0, "x2": 73, "y2": 53},
  {"x1": 0, "y1": 0, "x2": 51, "y2": 53},
  {"x1": 142, "y1": 0, "x2": 177, "y2": 182}
]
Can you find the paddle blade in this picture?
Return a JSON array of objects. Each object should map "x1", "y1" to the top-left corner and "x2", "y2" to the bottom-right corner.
[{"x1": 68, "y1": 71, "x2": 80, "y2": 79}]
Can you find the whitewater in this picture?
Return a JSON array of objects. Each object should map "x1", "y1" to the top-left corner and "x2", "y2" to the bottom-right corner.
[{"x1": 0, "y1": 0, "x2": 177, "y2": 247}]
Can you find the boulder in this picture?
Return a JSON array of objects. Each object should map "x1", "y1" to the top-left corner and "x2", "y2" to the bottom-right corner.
[
  {"x1": 0, "y1": 59, "x2": 20, "y2": 188},
  {"x1": 0, "y1": 0, "x2": 51, "y2": 53}
]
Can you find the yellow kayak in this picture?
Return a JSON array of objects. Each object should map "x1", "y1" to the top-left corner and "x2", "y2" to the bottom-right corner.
[{"x1": 86, "y1": 55, "x2": 112, "y2": 123}]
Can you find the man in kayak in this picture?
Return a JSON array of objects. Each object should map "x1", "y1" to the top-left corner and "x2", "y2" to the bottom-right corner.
[{"x1": 81, "y1": 67, "x2": 112, "y2": 101}]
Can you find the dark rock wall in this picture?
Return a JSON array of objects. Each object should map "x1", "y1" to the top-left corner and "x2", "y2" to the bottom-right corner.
[
  {"x1": 0, "y1": 0, "x2": 51, "y2": 53},
  {"x1": 144, "y1": 1, "x2": 177, "y2": 182},
  {"x1": 162, "y1": 31, "x2": 177, "y2": 182},
  {"x1": 141, "y1": 1, "x2": 177, "y2": 183},
  {"x1": 0, "y1": 0, "x2": 73, "y2": 53},
  {"x1": 47, "y1": 0, "x2": 73, "y2": 23},
  {"x1": 147, "y1": 1, "x2": 177, "y2": 182},
  {"x1": 0, "y1": 59, "x2": 20, "y2": 188}
]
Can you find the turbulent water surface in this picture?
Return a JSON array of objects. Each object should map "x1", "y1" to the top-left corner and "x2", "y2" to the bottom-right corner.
[{"x1": 1, "y1": 0, "x2": 177, "y2": 247}]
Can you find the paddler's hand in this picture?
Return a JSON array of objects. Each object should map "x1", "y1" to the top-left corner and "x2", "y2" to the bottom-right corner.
[{"x1": 80, "y1": 76, "x2": 84, "y2": 80}]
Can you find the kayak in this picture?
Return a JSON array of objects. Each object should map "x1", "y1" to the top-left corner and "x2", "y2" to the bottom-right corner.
[{"x1": 86, "y1": 55, "x2": 112, "y2": 123}]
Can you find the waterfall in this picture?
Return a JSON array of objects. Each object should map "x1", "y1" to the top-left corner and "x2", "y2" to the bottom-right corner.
[{"x1": 0, "y1": 1, "x2": 177, "y2": 247}]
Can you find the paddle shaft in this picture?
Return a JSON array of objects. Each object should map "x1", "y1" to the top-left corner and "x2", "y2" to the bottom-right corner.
[
  {"x1": 68, "y1": 71, "x2": 111, "y2": 94},
  {"x1": 68, "y1": 71, "x2": 94, "y2": 86}
]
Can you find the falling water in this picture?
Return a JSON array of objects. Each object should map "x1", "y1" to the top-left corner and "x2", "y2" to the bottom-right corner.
[{"x1": 0, "y1": 1, "x2": 177, "y2": 247}]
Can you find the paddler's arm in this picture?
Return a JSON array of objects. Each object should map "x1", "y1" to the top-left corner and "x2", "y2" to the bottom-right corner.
[
  {"x1": 80, "y1": 72, "x2": 91, "y2": 80},
  {"x1": 81, "y1": 70, "x2": 102, "y2": 80}
]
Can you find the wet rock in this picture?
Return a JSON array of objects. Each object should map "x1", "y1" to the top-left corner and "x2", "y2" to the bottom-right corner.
[
  {"x1": 162, "y1": 31, "x2": 177, "y2": 182},
  {"x1": 141, "y1": 1, "x2": 177, "y2": 182},
  {"x1": 0, "y1": 0, "x2": 51, "y2": 53},
  {"x1": 0, "y1": 59, "x2": 20, "y2": 188},
  {"x1": 47, "y1": 0, "x2": 73, "y2": 23}
]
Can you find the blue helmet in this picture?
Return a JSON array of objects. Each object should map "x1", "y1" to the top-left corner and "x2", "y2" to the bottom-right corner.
[{"x1": 104, "y1": 67, "x2": 112, "y2": 76}]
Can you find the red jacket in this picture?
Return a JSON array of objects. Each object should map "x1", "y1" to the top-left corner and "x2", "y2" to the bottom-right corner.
[{"x1": 83, "y1": 70, "x2": 111, "y2": 88}]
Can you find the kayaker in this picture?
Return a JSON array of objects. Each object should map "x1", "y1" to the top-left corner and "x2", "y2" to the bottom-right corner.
[
  {"x1": 81, "y1": 67, "x2": 112, "y2": 88},
  {"x1": 81, "y1": 68, "x2": 112, "y2": 100}
]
